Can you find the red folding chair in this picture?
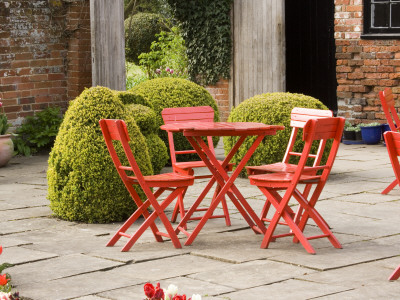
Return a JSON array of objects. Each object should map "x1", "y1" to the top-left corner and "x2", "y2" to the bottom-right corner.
[
  {"x1": 162, "y1": 106, "x2": 232, "y2": 225},
  {"x1": 246, "y1": 107, "x2": 333, "y2": 225},
  {"x1": 379, "y1": 88, "x2": 399, "y2": 194},
  {"x1": 384, "y1": 130, "x2": 400, "y2": 279},
  {"x1": 99, "y1": 119, "x2": 194, "y2": 251},
  {"x1": 249, "y1": 117, "x2": 345, "y2": 254}
]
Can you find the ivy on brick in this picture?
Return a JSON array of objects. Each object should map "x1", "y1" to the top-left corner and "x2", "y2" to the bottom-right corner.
[{"x1": 167, "y1": 0, "x2": 232, "y2": 85}]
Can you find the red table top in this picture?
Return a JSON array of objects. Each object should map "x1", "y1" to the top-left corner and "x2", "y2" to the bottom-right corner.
[{"x1": 161, "y1": 122, "x2": 285, "y2": 137}]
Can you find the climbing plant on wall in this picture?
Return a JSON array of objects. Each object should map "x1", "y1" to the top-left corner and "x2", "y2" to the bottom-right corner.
[{"x1": 167, "y1": 0, "x2": 232, "y2": 85}]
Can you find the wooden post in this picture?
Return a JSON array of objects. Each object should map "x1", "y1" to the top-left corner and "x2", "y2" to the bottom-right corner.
[
  {"x1": 90, "y1": 0, "x2": 126, "y2": 90},
  {"x1": 230, "y1": 0, "x2": 285, "y2": 107}
]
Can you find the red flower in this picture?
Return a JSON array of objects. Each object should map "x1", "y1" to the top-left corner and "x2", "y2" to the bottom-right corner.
[
  {"x1": 172, "y1": 295, "x2": 186, "y2": 300},
  {"x1": 144, "y1": 283, "x2": 155, "y2": 298},
  {"x1": 0, "y1": 274, "x2": 9, "y2": 286},
  {"x1": 153, "y1": 288, "x2": 164, "y2": 300},
  {"x1": 153, "y1": 282, "x2": 164, "y2": 300},
  {"x1": 0, "y1": 246, "x2": 2, "y2": 255}
]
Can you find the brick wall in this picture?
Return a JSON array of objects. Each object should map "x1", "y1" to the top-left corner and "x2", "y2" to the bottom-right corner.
[
  {"x1": 0, "y1": 0, "x2": 91, "y2": 128},
  {"x1": 334, "y1": 0, "x2": 400, "y2": 124},
  {"x1": 206, "y1": 79, "x2": 230, "y2": 122}
]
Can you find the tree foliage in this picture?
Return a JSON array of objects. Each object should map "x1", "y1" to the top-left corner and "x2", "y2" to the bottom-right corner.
[{"x1": 167, "y1": 0, "x2": 232, "y2": 85}]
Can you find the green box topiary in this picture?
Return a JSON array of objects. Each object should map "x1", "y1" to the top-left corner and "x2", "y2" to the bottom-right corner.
[
  {"x1": 47, "y1": 86, "x2": 153, "y2": 223},
  {"x1": 126, "y1": 103, "x2": 169, "y2": 173},
  {"x1": 224, "y1": 92, "x2": 330, "y2": 176},
  {"x1": 145, "y1": 133, "x2": 169, "y2": 174},
  {"x1": 126, "y1": 103, "x2": 158, "y2": 135},
  {"x1": 129, "y1": 78, "x2": 220, "y2": 160},
  {"x1": 115, "y1": 91, "x2": 150, "y2": 107},
  {"x1": 125, "y1": 13, "x2": 167, "y2": 64}
]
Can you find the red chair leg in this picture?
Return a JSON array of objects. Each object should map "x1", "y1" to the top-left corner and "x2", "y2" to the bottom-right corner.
[
  {"x1": 214, "y1": 184, "x2": 231, "y2": 226},
  {"x1": 389, "y1": 264, "x2": 400, "y2": 280},
  {"x1": 382, "y1": 179, "x2": 398, "y2": 195}
]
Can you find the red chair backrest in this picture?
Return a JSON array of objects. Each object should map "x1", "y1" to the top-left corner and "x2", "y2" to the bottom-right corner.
[
  {"x1": 294, "y1": 117, "x2": 345, "y2": 182},
  {"x1": 283, "y1": 107, "x2": 333, "y2": 167},
  {"x1": 162, "y1": 106, "x2": 216, "y2": 166},
  {"x1": 384, "y1": 131, "x2": 400, "y2": 182},
  {"x1": 99, "y1": 119, "x2": 148, "y2": 190},
  {"x1": 380, "y1": 88, "x2": 399, "y2": 132}
]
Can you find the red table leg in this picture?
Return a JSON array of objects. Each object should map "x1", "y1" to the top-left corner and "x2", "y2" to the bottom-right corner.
[{"x1": 180, "y1": 134, "x2": 267, "y2": 246}]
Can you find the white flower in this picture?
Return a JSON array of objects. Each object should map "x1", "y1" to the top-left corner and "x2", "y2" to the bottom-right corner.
[
  {"x1": 191, "y1": 294, "x2": 202, "y2": 300},
  {"x1": 165, "y1": 284, "x2": 178, "y2": 297},
  {"x1": 0, "y1": 292, "x2": 11, "y2": 300}
]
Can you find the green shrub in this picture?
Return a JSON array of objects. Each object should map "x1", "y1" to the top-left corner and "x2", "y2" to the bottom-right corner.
[
  {"x1": 145, "y1": 133, "x2": 169, "y2": 174},
  {"x1": 115, "y1": 91, "x2": 150, "y2": 107},
  {"x1": 13, "y1": 106, "x2": 63, "y2": 156},
  {"x1": 47, "y1": 87, "x2": 153, "y2": 223},
  {"x1": 224, "y1": 92, "x2": 330, "y2": 176},
  {"x1": 125, "y1": 13, "x2": 167, "y2": 64},
  {"x1": 129, "y1": 78, "x2": 220, "y2": 160},
  {"x1": 126, "y1": 103, "x2": 169, "y2": 173}
]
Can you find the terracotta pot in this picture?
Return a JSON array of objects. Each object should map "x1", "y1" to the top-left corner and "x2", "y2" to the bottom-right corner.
[{"x1": 0, "y1": 134, "x2": 13, "y2": 167}]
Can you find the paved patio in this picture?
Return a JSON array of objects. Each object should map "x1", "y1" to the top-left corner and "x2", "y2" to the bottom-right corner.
[{"x1": 1, "y1": 141, "x2": 400, "y2": 299}]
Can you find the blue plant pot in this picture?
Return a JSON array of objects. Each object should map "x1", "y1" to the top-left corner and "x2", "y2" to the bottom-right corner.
[
  {"x1": 381, "y1": 123, "x2": 391, "y2": 139},
  {"x1": 361, "y1": 126, "x2": 382, "y2": 144}
]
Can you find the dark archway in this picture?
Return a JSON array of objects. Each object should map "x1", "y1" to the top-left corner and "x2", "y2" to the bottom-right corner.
[{"x1": 285, "y1": 0, "x2": 337, "y2": 114}]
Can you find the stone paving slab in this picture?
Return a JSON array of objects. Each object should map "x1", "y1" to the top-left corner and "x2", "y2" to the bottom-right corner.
[
  {"x1": 87, "y1": 241, "x2": 191, "y2": 263},
  {"x1": 17, "y1": 270, "x2": 145, "y2": 300},
  {"x1": 0, "y1": 206, "x2": 52, "y2": 221},
  {"x1": 188, "y1": 260, "x2": 317, "y2": 289},
  {"x1": 221, "y1": 279, "x2": 351, "y2": 300},
  {"x1": 0, "y1": 246, "x2": 58, "y2": 265},
  {"x1": 299, "y1": 256, "x2": 400, "y2": 288},
  {"x1": 7, "y1": 253, "x2": 124, "y2": 285},
  {"x1": 0, "y1": 217, "x2": 69, "y2": 235},
  {"x1": 109, "y1": 254, "x2": 231, "y2": 281},
  {"x1": 270, "y1": 236, "x2": 400, "y2": 271}
]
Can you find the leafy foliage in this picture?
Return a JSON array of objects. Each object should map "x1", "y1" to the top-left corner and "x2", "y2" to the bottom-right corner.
[
  {"x1": 129, "y1": 78, "x2": 220, "y2": 160},
  {"x1": 0, "y1": 113, "x2": 9, "y2": 135},
  {"x1": 126, "y1": 103, "x2": 168, "y2": 173},
  {"x1": 224, "y1": 93, "x2": 330, "y2": 176},
  {"x1": 13, "y1": 107, "x2": 63, "y2": 156},
  {"x1": 139, "y1": 26, "x2": 188, "y2": 79},
  {"x1": 47, "y1": 87, "x2": 152, "y2": 223},
  {"x1": 167, "y1": 0, "x2": 232, "y2": 85},
  {"x1": 125, "y1": 13, "x2": 167, "y2": 64}
]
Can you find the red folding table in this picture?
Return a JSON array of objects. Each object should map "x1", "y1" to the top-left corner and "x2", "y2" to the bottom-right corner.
[{"x1": 161, "y1": 121, "x2": 284, "y2": 245}]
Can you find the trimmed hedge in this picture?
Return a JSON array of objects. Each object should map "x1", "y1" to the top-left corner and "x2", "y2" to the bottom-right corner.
[
  {"x1": 129, "y1": 78, "x2": 220, "y2": 160},
  {"x1": 145, "y1": 133, "x2": 169, "y2": 174},
  {"x1": 47, "y1": 87, "x2": 153, "y2": 223},
  {"x1": 126, "y1": 103, "x2": 169, "y2": 173},
  {"x1": 224, "y1": 92, "x2": 330, "y2": 176},
  {"x1": 125, "y1": 13, "x2": 166, "y2": 64},
  {"x1": 126, "y1": 104, "x2": 158, "y2": 135},
  {"x1": 115, "y1": 91, "x2": 150, "y2": 107}
]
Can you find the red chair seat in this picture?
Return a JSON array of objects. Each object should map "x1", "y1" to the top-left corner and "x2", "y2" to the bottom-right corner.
[
  {"x1": 249, "y1": 172, "x2": 321, "y2": 187},
  {"x1": 127, "y1": 173, "x2": 195, "y2": 187},
  {"x1": 175, "y1": 160, "x2": 234, "y2": 171}
]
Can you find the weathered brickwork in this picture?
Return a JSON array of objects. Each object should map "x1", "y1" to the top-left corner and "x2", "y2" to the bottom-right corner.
[
  {"x1": 206, "y1": 79, "x2": 230, "y2": 122},
  {"x1": 334, "y1": 0, "x2": 400, "y2": 124},
  {"x1": 0, "y1": 0, "x2": 91, "y2": 127}
]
